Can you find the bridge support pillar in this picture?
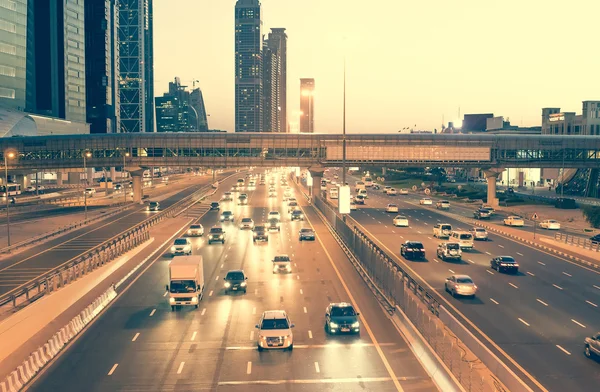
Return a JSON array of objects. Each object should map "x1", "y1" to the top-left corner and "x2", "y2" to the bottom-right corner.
[
  {"x1": 484, "y1": 168, "x2": 504, "y2": 208},
  {"x1": 308, "y1": 167, "x2": 326, "y2": 202},
  {"x1": 56, "y1": 172, "x2": 63, "y2": 186},
  {"x1": 16, "y1": 174, "x2": 29, "y2": 190},
  {"x1": 68, "y1": 172, "x2": 80, "y2": 185},
  {"x1": 131, "y1": 174, "x2": 143, "y2": 204},
  {"x1": 382, "y1": 167, "x2": 387, "y2": 176}
]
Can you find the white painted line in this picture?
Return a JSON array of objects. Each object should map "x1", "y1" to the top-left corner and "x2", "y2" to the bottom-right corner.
[
  {"x1": 428, "y1": 237, "x2": 432, "y2": 240},
  {"x1": 246, "y1": 361, "x2": 252, "y2": 375},
  {"x1": 201, "y1": 308, "x2": 206, "y2": 316},
  {"x1": 571, "y1": 319, "x2": 586, "y2": 328},
  {"x1": 399, "y1": 235, "x2": 403, "y2": 239},
  {"x1": 486, "y1": 270, "x2": 494, "y2": 275},
  {"x1": 490, "y1": 298, "x2": 499, "y2": 305},
  {"x1": 300, "y1": 289, "x2": 303, "y2": 295},
  {"x1": 417, "y1": 231, "x2": 422, "y2": 234},
  {"x1": 250, "y1": 331, "x2": 254, "y2": 340},
  {"x1": 304, "y1": 307, "x2": 308, "y2": 313},
  {"x1": 177, "y1": 361, "x2": 185, "y2": 374},
  {"x1": 215, "y1": 276, "x2": 219, "y2": 281},
  {"x1": 556, "y1": 345, "x2": 571, "y2": 355},
  {"x1": 254, "y1": 289, "x2": 258, "y2": 295},
  {"x1": 518, "y1": 318, "x2": 530, "y2": 327},
  {"x1": 434, "y1": 259, "x2": 439, "y2": 263},
  {"x1": 209, "y1": 290, "x2": 214, "y2": 297},
  {"x1": 509, "y1": 283, "x2": 518, "y2": 289},
  {"x1": 485, "y1": 251, "x2": 491, "y2": 255},
  {"x1": 526, "y1": 272, "x2": 535, "y2": 276},
  {"x1": 308, "y1": 330, "x2": 313, "y2": 339},
  {"x1": 107, "y1": 363, "x2": 118, "y2": 376},
  {"x1": 536, "y1": 299, "x2": 548, "y2": 307},
  {"x1": 191, "y1": 331, "x2": 197, "y2": 341},
  {"x1": 553, "y1": 284, "x2": 563, "y2": 290},
  {"x1": 314, "y1": 362, "x2": 321, "y2": 373},
  {"x1": 448, "y1": 269, "x2": 455, "y2": 273},
  {"x1": 424, "y1": 223, "x2": 428, "y2": 226},
  {"x1": 297, "y1": 275, "x2": 300, "y2": 280},
  {"x1": 562, "y1": 272, "x2": 572, "y2": 277},
  {"x1": 467, "y1": 259, "x2": 475, "y2": 264},
  {"x1": 594, "y1": 285, "x2": 600, "y2": 290},
  {"x1": 221, "y1": 264, "x2": 224, "y2": 268},
  {"x1": 163, "y1": 291, "x2": 168, "y2": 297},
  {"x1": 516, "y1": 252, "x2": 523, "y2": 256},
  {"x1": 149, "y1": 309, "x2": 156, "y2": 317},
  {"x1": 498, "y1": 245, "x2": 504, "y2": 248},
  {"x1": 252, "y1": 307, "x2": 256, "y2": 315},
  {"x1": 132, "y1": 332, "x2": 140, "y2": 342},
  {"x1": 538, "y1": 261, "x2": 546, "y2": 266}
]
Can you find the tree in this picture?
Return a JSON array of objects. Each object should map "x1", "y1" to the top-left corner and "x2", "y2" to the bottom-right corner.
[
  {"x1": 429, "y1": 167, "x2": 447, "y2": 186},
  {"x1": 582, "y1": 206, "x2": 600, "y2": 229}
]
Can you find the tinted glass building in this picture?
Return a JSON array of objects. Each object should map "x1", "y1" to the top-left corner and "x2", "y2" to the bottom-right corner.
[
  {"x1": 0, "y1": 0, "x2": 29, "y2": 111},
  {"x1": 300, "y1": 78, "x2": 314, "y2": 133},
  {"x1": 156, "y1": 77, "x2": 208, "y2": 132}
]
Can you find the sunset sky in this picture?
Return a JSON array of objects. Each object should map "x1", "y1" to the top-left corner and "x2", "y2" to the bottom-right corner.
[{"x1": 154, "y1": 0, "x2": 599, "y2": 133}]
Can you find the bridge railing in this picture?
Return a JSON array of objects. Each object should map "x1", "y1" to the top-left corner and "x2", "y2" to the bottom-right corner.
[{"x1": 554, "y1": 233, "x2": 600, "y2": 252}]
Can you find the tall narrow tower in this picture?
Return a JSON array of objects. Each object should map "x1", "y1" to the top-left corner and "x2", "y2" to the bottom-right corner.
[{"x1": 300, "y1": 78, "x2": 315, "y2": 133}]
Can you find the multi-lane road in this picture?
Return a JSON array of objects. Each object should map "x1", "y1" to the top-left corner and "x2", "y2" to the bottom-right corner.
[
  {"x1": 27, "y1": 171, "x2": 436, "y2": 392},
  {"x1": 322, "y1": 174, "x2": 600, "y2": 391}
]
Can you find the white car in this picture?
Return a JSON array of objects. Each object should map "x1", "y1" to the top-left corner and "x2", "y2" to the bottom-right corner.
[
  {"x1": 186, "y1": 224, "x2": 204, "y2": 237},
  {"x1": 357, "y1": 189, "x2": 368, "y2": 199},
  {"x1": 240, "y1": 218, "x2": 255, "y2": 230},
  {"x1": 470, "y1": 227, "x2": 489, "y2": 241},
  {"x1": 539, "y1": 219, "x2": 561, "y2": 230},
  {"x1": 393, "y1": 215, "x2": 409, "y2": 227},
  {"x1": 419, "y1": 198, "x2": 432, "y2": 205},
  {"x1": 268, "y1": 211, "x2": 281, "y2": 221},
  {"x1": 84, "y1": 187, "x2": 96, "y2": 196},
  {"x1": 171, "y1": 238, "x2": 192, "y2": 256},
  {"x1": 255, "y1": 310, "x2": 294, "y2": 351},
  {"x1": 383, "y1": 186, "x2": 392, "y2": 194},
  {"x1": 503, "y1": 216, "x2": 525, "y2": 227},
  {"x1": 350, "y1": 201, "x2": 357, "y2": 211},
  {"x1": 445, "y1": 275, "x2": 477, "y2": 298},
  {"x1": 398, "y1": 188, "x2": 409, "y2": 195},
  {"x1": 386, "y1": 204, "x2": 399, "y2": 213},
  {"x1": 25, "y1": 186, "x2": 36, "y2": 193},
  {"x1": 387, "y1": 188, "x2": 398, "y2": 196},
  {"x1": 272, "y1": 255, "x2": 292, "y2": 274}
]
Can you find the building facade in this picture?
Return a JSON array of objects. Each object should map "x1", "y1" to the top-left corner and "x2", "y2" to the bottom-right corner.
[
  {"x1": 118, "y1": 0, "x2": 154, "y2": 132},
  {"x1": 299, "y1": 78, "x2": 314, "y2": 133},
  {"x1": 268, "y1": 28, "x2": 287, "y2": 132},
  {"x1": 542, "y1": 101, "x2": 600, "y2": 135},
  {"x1": 0, "y1": 0, "x2": 29, "y2": 111},
  {"x1": 190, "y1": 87, "x2": 209, "y2": 131},
  {"x1": 156, "y1": 77, "x2": 208, "y2": 132},
  {"x1": 235, "y1": 0, "x2": 262, "y2": 132},
  {"x1": 84, "y1": 0, "x2": 120, "y2": 134},
  {"x1": 261, "y1": 37, "x2": 278, "y2": 132}
]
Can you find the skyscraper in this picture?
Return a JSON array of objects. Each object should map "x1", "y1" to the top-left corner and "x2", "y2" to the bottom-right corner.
[
  {"x1": 190, "y1": 87, "x2": 209, "y2": 131},
  {"x1": 85, "y1": 0, "x2": 120, "y2": 134},
  {"x1": 118, "y1": 0, "x2": 154, "y2": 132},
  {"x1": 269, "y1": 28, "x2": 287, "y2": 133},
  {"x1": 262, "y1": 28, "x2": 287, "y2": 133},
  {"x1": 300, "y1": 78, "x2": 315, "y2": 133},
  {"x1": 155, "y1": 77, "x2": 209, "y2": 132},
  {"x1": 0, "y1": 0, "x2": 29, "y2": 112},
  {"x1": 235, "y1": 0, "x2": 262, "y2": 132}
]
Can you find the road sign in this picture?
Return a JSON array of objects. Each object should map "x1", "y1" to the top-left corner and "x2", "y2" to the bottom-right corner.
[
  {"x1": 412, "y1": 185, "x2": 418, "y2": 191},
  {"x1": 424, "y1": 188, "x2": 431, "y2": 195},
  {"x1": 532, "y1": 213, "x2": 538, "y2": 220}
]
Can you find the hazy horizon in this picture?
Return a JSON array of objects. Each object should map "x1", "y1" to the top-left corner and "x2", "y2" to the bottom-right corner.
[{"x1": 154, "y1": 0, "x2": 600, "y2": 133}]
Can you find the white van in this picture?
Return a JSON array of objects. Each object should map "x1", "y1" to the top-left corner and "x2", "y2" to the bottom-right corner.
[
  {"x1": 449, "y1": 231, "x2": 474, "y2": 250},
  {"x1": 355, "y1": 181, "x2": 366, "y2": 192},
  {"x1": 433, "y1": 223, "x2": 452, "y2": 239},
  {"x1": 357, "y1": 189, "x2": 368, "y2": 199},
  {"x1": 329, "y1": 187, "x2": 339, "y2": 199}
]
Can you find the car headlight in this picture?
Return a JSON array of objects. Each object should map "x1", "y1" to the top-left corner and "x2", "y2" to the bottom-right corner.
[
  {"x1": 224, "y1": 282, "x2": 231, "y2": 288},
  {"x1": 220, "y1": 215, "x2": 225, "y2": 219},
  {"x1": 351, "y1": 321, "x2": 360, "y2": 328},
  {"x1": 253, "y1": 233, "x2": 257, "y2": 237},
  {"x1": 169, "y1": 297, "x2": 175, "y2": 303},
  {"x1": 187, "y1": 230, "x2": 192, "y2": 234},
  {"x1": 219, "y1": 235, "x2": 223, "y2": 239},
  {"x1": 171, "y1": 246, "x2": 176, "y2": 252},
  {"x1": 240, "y1": 282, "x2": 247, "y2": 287},
  {"x1": 286, "y1": 265, "x2": 291, "y2": 270},
  {"x1": 146, "y1": 207, "x2": 150, "y2": 210},
  {"x1": 191, "y1": 296, "x2": 198, "y2": 303},
  {"x1": 329, "y1": 322, "x2": 338, "y2": 328}
]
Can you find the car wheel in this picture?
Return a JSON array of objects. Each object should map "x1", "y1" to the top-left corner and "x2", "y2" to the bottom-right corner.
[
  {"x1": 585, "y1": 345, "x2": 592, "y2": 358},
  {"x1": 452, "y1": 289, "x2": 457, "y2": 298},
  {"x1": 171, "y1": 306, "x2": 175, "y2": 311},
  {"x1": 244, "y1": 289, "x2": 247, "y2": 293},
  {"x1": 195, "y1": 304, "x2": 199, "y2": 309},
  {"x1": 257, "y1": 345, "x2": 263, "y2": 352},
  {"x1": 288, "y1": 344, "x2": 293, "y2": 351}
]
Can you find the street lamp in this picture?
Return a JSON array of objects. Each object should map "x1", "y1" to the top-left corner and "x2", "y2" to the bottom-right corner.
[
  {"x1": 83, "y1": 151, "x2": 92, "y2": 220},
  {"x1": 3, "y1": 150, "x2": 16, "y2": 248},
  {"x1": 123, "y1": 152, "x2": 130, "y2": 203}
]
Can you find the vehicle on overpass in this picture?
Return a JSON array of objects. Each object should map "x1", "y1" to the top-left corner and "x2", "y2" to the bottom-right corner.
[
  {"x1": 223, "y1": 270, "x2": 247, "y2": 294},
  {"x1": 437, "y1": 242, "x2": 462, "y2": 262},
  {"x1": 474, "y1": 208, "x2": 492, "y2": 219},
  {"x1": 385, "y1": 204, "x2": 399, "y2": 213},
  {"x1": 387, "y1": 188, "x2": 398, "y2": 195},
  {"x1": 419, "y1": 197, "x2": 432, "y2": 205},
  {"x1": 167, "y1": 256, "x2": 204, "y2": 310},
  {"x1": 290, "y1": 210, "x2": 304, "y2": 221},
  {"x1": 584, "y1": 332, "x2": 600, "y2": 359},
  {"x1": 329, "y1": 187, "x2": 339, "y2": 199},
  {"x1": 449, "y1": 231, "x2": 474, "y2": 250},
  {"x1": 208, "y1": 226, "x2": 225, "y2": 244},
  {"x1": 186, "y1": 224, "x2": 204, "y2": 237},
  {"x1": 171, "y1": 238, "x2": 192, "y2": 256},
  {"x1": 490, "y1": 256, "x2": 519, "y2": 273},
  {"x1": 398, "y1": 188, "x2": 409, "y2": 195},
  {"x1": 539, "y1": 219, "x2": 561, "y2": 230},
  {"x1": 433, "y1": 223, "x2": 452, "y2": 239},
  {"x1": 253, "y1": 225, "x2": 269, "y2": 242},
  {"x1": 445, "y1": 274, "x2": 477, "y2": 298},
  {"x1": 504, "y1": 216, "x2": 525, "y2": 227},
  {"x1": 147, "y1": 201, "x2": 160, "y2": 211},
  {"x1": 299, "y1": 228, "x2": 315, "y2": 241},
  {"x1": 393, "y1": 215, "x2": 409, "y2": 227},
  {"x1": 256, "y1": 310, "x2": 294, "y2": 351},
  {"x1": 400, "y1": 241, "x2": 426, "y2": 259},
  {"x1": 272, "y1": 255, "x2": 292, "y2": 274},
  {"x1": 470, "y1": 227, "x2": 489, "y2": 241},
  {"x1": 325, "y1": 303, "x2": 360, "y2": 335},
  {"x1": 436, "y1": 200, "x2": 450, "y2": 210}
]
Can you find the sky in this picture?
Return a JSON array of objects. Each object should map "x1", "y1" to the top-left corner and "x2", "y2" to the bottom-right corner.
[{"x1": 153, "y1": 0, "x2": 600, "y2": 133}]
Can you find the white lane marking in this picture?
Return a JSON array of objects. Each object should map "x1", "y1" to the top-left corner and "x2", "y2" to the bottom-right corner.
[
  {"x1": 252, "y1": 307, "x2": 256, "y2": 315},
  {"x1": 392, "y1": 230, "x2": 396, "y2": 233},
  {"x1": 132, "y1": 333, "x2": 140, "y2": 342},
  {"x1": 247, "y1": 361, "x2": 252, "y2": 375},
  {"x1": 594, "y1": 285, "x2": 600, "y2": 290},
  {"x1": 221, "y1": 264, "x2": 224, "y2": 268},
  {"x1": 571, "y1": 319, "x2": 586, "y2": 328},
  {"x1": 553, "y1": 284, "x2": 563, "y2": 290},
  {"x1": 300, "y1": 289, "x2": 303, "y2": 295},
  {"x1": 417, "y1": 231, "x2": 422, "y2": 234},
  {"x1": 215, "y1": 276, "x2": 219, "y2": 281},
  {"x1": 424, "y1": 223, "x2": 428, "y2": 226},
  {"x1": 498, "y1": 245, "x2": 504, "y2": 249},
  {"x1": 562, "y1": 272, "x2": 572, "y2": 277},
  {"x1": 526, "y1": 272, "x2": 535, "y2": 276},
  {"x1": 308, "y1": 330, "x2": 313, "y2": 339},
  {"x1": 485, "y1": 251, "x2": 491, "y2": 255},
  {"x1": 448, "y1": 269, "x2": 455, "y2": 273},
  {"x1": 304, "y1": 307, "x2": 308, "y2": 313},
  {"x1": 427, "y1": 237, "x2": 432, "y2": 240},
  {"x1": 490, "y1": 298, "x2": 499, "y2": 305},
  {"x1": 297, "y1": 275, "x2": 300, "y2": 280},
  {"x1": 107, "y1": 363, "x2": 118, "y2": 376},
  {"x1": 254, "y1": 289, "x2": 258, "y2": 295},
  {"x1": 191, "y1": 331, "x2": 197, "y2": 341},
  {"x1": 538, "y1": 261, "x2": 546, "y2": 266},
  {"x1": 163, "y1": 291, "x2": 168, "y2": 297},
  {"x1": 209, "y1": 290, "x2": 214, "y2": 297},
  {"x1": 149, "y1": 309, "x2": 156, "y2": 317},
  {"x1": 486, "y1": 270, "x2": 494, "y2": 275},
  {"x1": 434, "y1": 259, "x2": 439, "y2": 263},
  {"x1": 556, "y1": 345, "x2": 571, "y2": 355},
  {"x1": 201, "y1": 308, "x2": 206, "y2": 316},
  {"x1": 467, "y1": 259, "x2": 475, "y2": 264},
  {"x1": 586, "y1": 300, "x2": 598, "y2": 307},
  {"x1": 177, "y1": 362, "x2": 185, "y2": 374},
  {"x1": 250, "y1": 331, "x2": 254, "y2": 340},
  {"x1": 509, "y1": 283, "x2": 519, "y2": 289},
  {"x1": 315, "y1": 362, "x2": 321, "y2": 373},
  {"x1": 399, "y1": 235, "x2": 403, "y2": 239},
  {"x1": 428, "y1": 216, "x2": 433, "y2": 219},
  {"x1": 518, "y1": 318, "x2": 530, "y2": 327},
  {"x1": 516, "y1": 252, "x2": 523, "y2": 256},
  {"x1": 416, "y1": 219, "x2": 420, "y2": 222},
  {"x1": 536, "y1": 299, "x2": 548, "y2": 307}
]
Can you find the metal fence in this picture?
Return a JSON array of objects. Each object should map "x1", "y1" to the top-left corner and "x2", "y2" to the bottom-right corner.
[{"x1": 554, "y1": 232, "x2": 600, "y2": 252}]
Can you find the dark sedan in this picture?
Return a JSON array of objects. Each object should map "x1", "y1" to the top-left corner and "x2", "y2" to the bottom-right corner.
[
  {"x1": 223, "y1": 270, "x2": 248, "y2": 293},
  {"x1": 299, "y1": 228, "x2": 315, "y2": 241},
  {"x1": 400, "y1": 241, "x2": 426, "y2": 260},
  {"x1": 253, "y1": 226, "x2": 269, "y2": 242},
  {"x1": 325, "y1": 303, "x2": 360, "y2": 334},
  {"x1": 490, "y1": 256, "x2": 519, "y2": 273},
  {"x1": 473, "y1": 209, "x2": 492, "y2": 219}
]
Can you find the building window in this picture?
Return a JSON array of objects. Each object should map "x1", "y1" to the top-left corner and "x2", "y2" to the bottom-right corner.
[
  {"x1": 0, "y1": 87, "x2": 15, "y2": 99},
  {"x1": 0, "y1": 65, "x2": 15, "y2": 77},
  {"x1": 0, "y1": 42, "x2": 16, "y2": 55},
  {"x1": 0, "y1": 19, "x2": 16, "y2": 33},
  {"x1": 0, "y1": 0, "x2": 17, "y2": 11}
]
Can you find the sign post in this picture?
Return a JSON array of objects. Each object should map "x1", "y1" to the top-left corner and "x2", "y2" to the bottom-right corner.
[{"x1": 532, "y1": 213, "x2": 538, "y2": 239}]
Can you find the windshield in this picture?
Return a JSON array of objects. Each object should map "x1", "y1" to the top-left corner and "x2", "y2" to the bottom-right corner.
[
  {"x1": 223, "y1": 211, "x2": 232, "y2": 215},
  {"x1": 300, "y1": 228, "x2": 312, "y2": 233},
  {"x1": 174, "y1": 239, "x2": 188, "y2": 245},
  {"x1": 396, "y1": 216, "x2": 406, "y2": 219},
  {"x1": 456, "y1": 278, "x2": 473, "y2": 284},
  {"x1": 210, "y1": 228, "x2": 223, "y2": 233},
  {"x1": 331, "y1": 306, "x2": 356, "y2": 317},
  {"x1": 226, "y1": 272, "x2": 245, "y2": 280},
  {"x1": 388, "y1": 204, "x2": 397, "y2": 208},
  {"x1": 499, "y1": 256, "x2": 515, "y2": 262},
  {"x1": 447, "y1": 243, "x2": 460, "y2": 250},
  {"x1": 441, "y1": 200, "x2": 449, "y2": 203},
  {"x1": 254, "y1": 226, "x2": 265, "y2": 231},
  {"x1": 170, "y1": 280, "x2": 196, "y2": 293},
  {"x1": 475, "y1": 228, "x2": 486, "y2": 232},
  {"x1": 460, "y1": 234, "x2": 473, "y2": 240},
  {"x1": 408, "y1": 243, "x2": 423, "y2": 249},
  {"x1": 269, "y1": 212, "x2": 279, "y2": 216},
  {"x1": 150, "y1": 202, "x2": 158, "y2": 206},
  {"x1": 274, "y1": 256, "x2": 290, "y2": 262},
  {"x1": 261, "y1": 319, "x2": 289, "y2": 330},
  {"x1": 441, "y1": 225, "x2": 451, "y2": 230},
  {"x1": 242, "y1": 218, "x2": 252, "y2": 222},
  {"x1": 211, "y1": 202, "x2": 219, "y2": 206},
  {"x1": 190, "y1": 225, "x2": 201, "y2": 229},
  {"x1": 292, "y1": 210, "x2": 302, "y2": 215}
]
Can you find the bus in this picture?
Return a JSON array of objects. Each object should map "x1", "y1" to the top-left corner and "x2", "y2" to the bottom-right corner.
[
  {"x1": 362, "y1": 176, "x2": 374, "y2": 187},
  {"x1": 329, "y1": 186, "x2": 339, "y2": 199},
  {"x1": 0, "y1": 183, "x2": 21, "y2": 197}
]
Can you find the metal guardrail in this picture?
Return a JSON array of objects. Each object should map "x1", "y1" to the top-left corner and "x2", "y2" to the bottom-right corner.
[{"x1": 554, "y1": 233, "x2": 600, "y2": 252}]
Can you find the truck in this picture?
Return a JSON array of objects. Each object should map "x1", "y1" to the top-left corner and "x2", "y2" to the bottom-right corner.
[
  {"x1": 329, "y1": 186, "x2": 339, "y2": 199},
  {"x1": 166, "y1": 256, "x2": 204, "y2": 311}
]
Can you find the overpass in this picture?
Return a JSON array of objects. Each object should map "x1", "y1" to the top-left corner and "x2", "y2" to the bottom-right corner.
[{"x1": 2, "y1": 133, "x2": 600, "y2": 206}]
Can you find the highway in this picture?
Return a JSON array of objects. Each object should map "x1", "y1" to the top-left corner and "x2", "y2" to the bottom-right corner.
[
  {"x1": 0, "y1": 173, "x2": 226, "y2": 298},
  {"x1": 28, "y1": 171, "x2": 436, "y2": 392},
  {"x1": 322, "y1": 174, "x2": 600, "y2": 391}
]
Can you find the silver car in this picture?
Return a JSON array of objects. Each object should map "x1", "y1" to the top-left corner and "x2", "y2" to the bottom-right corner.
[
  {"x1": 470, "y1": 227, "x2": 489, "y2": 241},
  {"x1": 445, "y1": 274, "x2": 477, "y2": 298},
  {"x1": 256, "y1": 310, "x2": 294, "y2": 351}
]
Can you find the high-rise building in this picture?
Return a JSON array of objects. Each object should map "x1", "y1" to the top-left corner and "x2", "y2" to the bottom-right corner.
[
  {"x1": 118, "y1": 0, "x2": 154, "y2": 132},
  {"x1": 268, "y1": 28, "x2": 287, "y2": 133},
  {"x1": 261, "y1": 28, "x2": 287, "y2": 133},
  {"x1": 300, "y1": 78, "x2": 315, "y2": 133},
  {"x1": 190, "y1": 87, "x2": 209, "y2": 131},
  {"x1": 85, "y1": 0, "x2": 120, "y2": 134},
  {"x1": 0, "y1": 0, "x2": 29, "y2": 112},
  {"x1": 235, "y1": 0, "x2": 262, "y2": 132},
  {"x1": 542, "y1": 101, "x2": 600, "y2": 135},
  {"x1": 155, "y1": 77, "x2": 208, "y2": 132}
]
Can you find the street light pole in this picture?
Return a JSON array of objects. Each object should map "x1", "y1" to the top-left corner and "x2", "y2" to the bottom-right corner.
[
  {"x1": 83, "y1": 151, "x2": 91, "y2": 220},
  {"x1": 123, "y1": 152, "x2": 129, "y2": 204},
  {"x1": 341, "y1": 58, "x2": 347, "y2": 221},
  {"x1": 4, "y1": 151, "x2": 16, "y2": 248}
]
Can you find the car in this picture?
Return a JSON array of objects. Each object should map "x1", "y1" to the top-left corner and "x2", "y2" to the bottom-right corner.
[
  {"x1": 436, "y1": 200, "x2": 450, "y2": 210},
  {"x1": 210, "y1": 201, "x2": 220, "y2": 210},
  {"x1": 223, "y1": 270, "x2": 248, "y2": 293},
  {"x1": 299, "y1": 228, "x2": 315, "y2": 241},
  {"x1": 287, "y1": 201, "x2": 299, "y2": 213},
  {"x1": 268, "y1": 211, "x2": 281, "y2": 221},
  {"x1": 490, "y1": 256, "x2": 519, "y2": 273},
  {"x1": 591, "y1": 234, "x2": 600, "y2": 243},
  {"x1": 539, "y1": 219, "x2": 561, "y2": 230},
  {"x1": 240, "y1": 218, "x2": 255, "y2": 230},
  {"x1": 267, "y1": 218, "x2": 281, "y2": 232},
  {"x1": 253, "y1": 225, "x2": 269, "y2": 242},
  {"x1": 419, "y1": 198, "x2": 432, "y2": 205},
  {"x1": 287, "y1": 197, "x2": 297, "y2": 204},
  {"x1": 357, "y1": 189, "x2": 368, "y2": 199},
  {"x1": 584, "y1": 332, "x2": 600, "y2": 359},
  {"x1": 385, "y1": 204, "x2": 399, "y2": 213},
  {"x1": 171, "y1": 238, "x2": 192, "y2": 256},
  {"x1": 255, "y1": 310, "x2": 294, "y2": 351},
  {"x1": 445, "y1": 275, "x2": 477, "y2": 298},
  {"x1": 283, "y1": 192, "x2": 292, "y2": 201},
  {"x1": 84, "y1": 187, "x2": 96, "y2": 196},
  {"x1": 147, "y1": 201, "x2": 160, "y2": 211},
  {"x1": 221, "y1": 192, "x2": 233, "y2": 201},
  {"x1": 393, "y1": 215, "x2": 409, "y2": 227},
  {"x1": 398, "y1": 188, "x2": 409, "y2": 195},
  {"x1": 481, "y1": 204, "x2": 495, "y2": 214},
  {"x1": 114, "y1": 184, "x2": 123, "y2": 191},
  {"x1": 208, "y1": 227, "x2": 225, "y2": 244},
  {"x1": 272, "y1": 255, "x2": 292, "y2": 274},
  {"x1": 238, "y1": 195, "x2": 248, "y2": 205},
  {"x1": 437, "y1": 242, "x2": 462, "y2": 261},
  {"x1": 290, "y1": 210, "x2": 304, "y2": 221},
  {"x1": 259, "y1": 180, "x2": 265, "y2": 185},
  {"x1": 473, "y1": 209, "x2": 492, "y2": 219},
  {"x1": 449, "y1": 231, "x2": 474, "y2": 250},
  {"x1": 220, "y1": 211, "x2": 234, "y2": 222},
  {"x1": 504, "y1": 216, "x2": 524, "y2": 227},
  {"x1": 350, "y1": 201, "x2": 357, "y2": 211},
  {"x1": 470, "y1": 227, "x2": 489, "y2": 241},
  {"x1": 269, "y1": 190, "x2": 277, "y2": 197},
  {"x1": 325, "y1": 303, "x2": 360, "y2": 334},
  {"x1": 433, "y1": 223, "x2": 452, "y2": 239},
  {"x1": 400, "y1": 241, "x2": 425, "y2": 259},
  {"x1": 186, "y1": 224, "x2": 204, "y2": 237},
  {"x1": 383, "y1": 186, "x2": 392, "y2": 194},
  {"x1": 355, "y1": 195, "x2": 366, "y2": 204}
]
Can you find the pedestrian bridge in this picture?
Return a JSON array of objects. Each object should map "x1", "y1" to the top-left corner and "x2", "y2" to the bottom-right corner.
[{"x1": 1, "y1": 133, "x2": 600, "y2": 171}]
